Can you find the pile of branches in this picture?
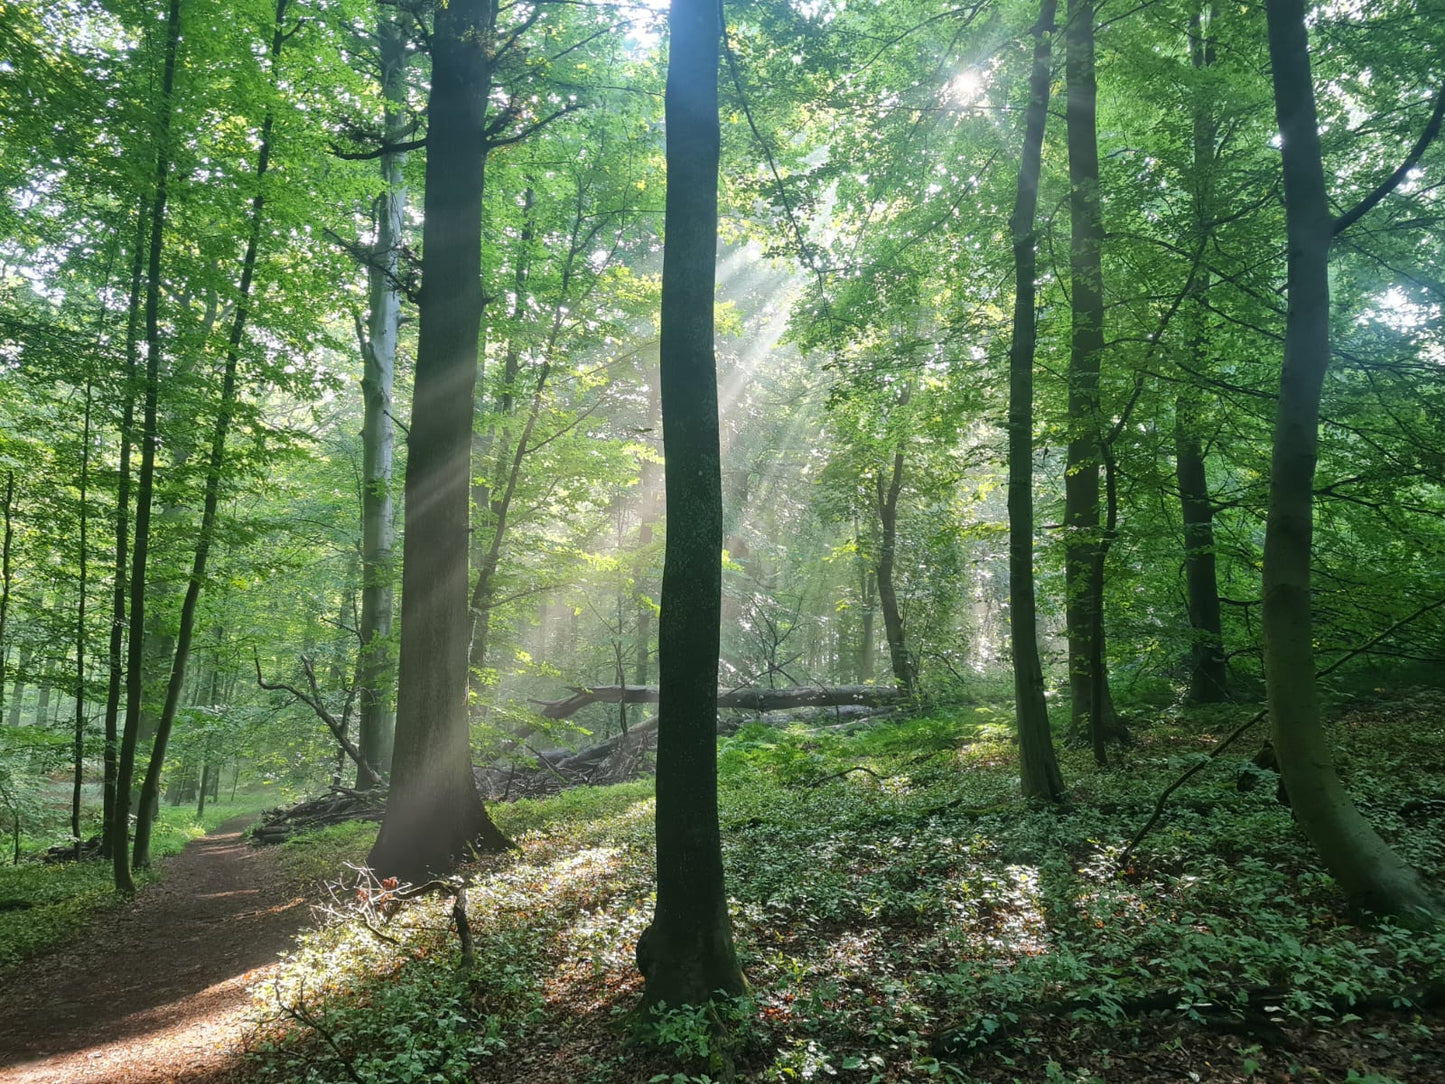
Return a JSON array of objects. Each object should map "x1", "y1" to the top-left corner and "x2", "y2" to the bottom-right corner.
[
  {"x1": 474, "y1": 719, "x2": 658, "y2": 802},
  {"x1": 42, "y1": 836, "x2": 103, "y2": 864},
  {"x1": 250, "y1": 785, "x2": 387, "y2": 845}
]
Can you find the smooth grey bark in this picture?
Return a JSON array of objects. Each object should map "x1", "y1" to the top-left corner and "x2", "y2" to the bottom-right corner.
[
  {"x1": 367, "y1": 0, "x2": 511, "y2": 882},
  {"x1": 1263, "y1": 0, "x2": 1440, "y2": 924},
  {"x1": 1007, "y1": 0, "x2": 1065, "y2": 802},
  {"x1": 636, "y1": 0, "x2": 746, "y2": 1010},
  {"x1": 113, "y1": 0, "x2": 182, "y2": 894},
  {"x1": 858, "y1": 563, "x2": 876, "y2": 684},
  {"x1": 4, "y1": 651, "x2": 26, "y2": 728},
  {"x1": 354, "y1": 9, "x2": 407, "y2": 787}
]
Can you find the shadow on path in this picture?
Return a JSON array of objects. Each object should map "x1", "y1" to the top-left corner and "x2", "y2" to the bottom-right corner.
[{"x1": 0, "y1": 815, "x2": 313, "y2": 1083}]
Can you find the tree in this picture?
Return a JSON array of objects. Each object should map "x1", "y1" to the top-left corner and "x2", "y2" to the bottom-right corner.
[
  {"x1": 367, "y1": 0, "x2": 511, "y2": 882},
  {"x1": 1262, "y1": 0, "x2": 1441, "y2": 924},
  {"x1": 113, "y1": 0, "x2": 184, "y2": 895},
  {"x1": 635, "y1": 0, "x2": 746, "y2": 1009},
  {"x1": 353, "y1": 5, "x2": 410, "y2": 787},
  {"x1": 1007, "y1": 0, "x2": 1066, "y2": 802},
  {"x1": 1063, "y1": 0, "x2": 1113, "y2": 760},
  {"x1": 132, "y1": 0, "x2": 292, "y2": 871}
]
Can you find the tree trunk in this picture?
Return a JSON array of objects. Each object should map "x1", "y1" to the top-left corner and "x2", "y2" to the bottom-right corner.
[
  {"x1": 133, "y1": 0, "x2": 289, "y2": 871},
  {"x1": 113, "y1": 0, "x2": 183, "y2": 894},
  {"x1": 196, "y1": 758, "x2": 210, "y2": 819},
  {"x1": 0, "y1": 473, "x2": 13, "y2": 730},
  {"x1": 1177, "y1": 5, "x2": 1228, "y2": 704},
  {"x1": 355, "y1": 9, "x2": 406, "y2": 788},
  {"x1": 637, "y1": 0, "x2": 746, "y2": 1010},
  {"x1": 874, "y1": 448, "x2": 916, "y2": 695},
  {"x1": 1262, "y1": 0, "x2": 1439, "y2": 924},
  {"x1": 1064, "y1": 0, "x2": 1111, "y2": 764},
  {"x1": 858, "y1": 564, "x2": 876, "y2": 684},
  {"x1": 71, "y1": 385, "x2": 92, "y2": 858},
  {"x1": 5, "y1": 649, "x2": 29, "y2": 728},
  {"x1": 367, "y1": 0, "x2": 511, "y2": 882},
  {"x1": 101, "y1": 198, "x2": 146, "y2": 860},
  {"x1": 1007, "y1": 0, "x2": 1065, "y2": 802},
  {"x1": 1175, "y1": 400, "x2": 1227, "y2": 701}
]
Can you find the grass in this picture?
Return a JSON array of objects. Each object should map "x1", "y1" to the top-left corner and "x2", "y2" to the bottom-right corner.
[
  {"x1": 0, "y1": 786, "x2": 289, "y2": 969},
  {"x1": 246, "y1": 689, "x2": 1445, "y2": 1084}
]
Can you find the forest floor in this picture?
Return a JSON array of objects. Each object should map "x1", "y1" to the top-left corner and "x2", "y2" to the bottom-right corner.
[
  {"x1": 2, "y1": 693, "x2": 1442, "y2": 1084},
  {"x1": 0, "y1": 815, "x2": 310, "y2": 1084}
]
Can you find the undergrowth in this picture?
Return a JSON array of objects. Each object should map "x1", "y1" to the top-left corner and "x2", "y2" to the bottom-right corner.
[{"x1": 246, "y1": 691, "x2": 1445, "y2": 1084}]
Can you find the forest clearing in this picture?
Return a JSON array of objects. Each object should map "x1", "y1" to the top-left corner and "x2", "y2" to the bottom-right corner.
[{"x1": 2, "y1": 0, "x2": 1444, "y2": 1080}]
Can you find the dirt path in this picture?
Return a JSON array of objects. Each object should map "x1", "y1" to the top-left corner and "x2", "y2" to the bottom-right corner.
[{"x1": 0, "y1": 817, "x2": 312, "y2": 1084}]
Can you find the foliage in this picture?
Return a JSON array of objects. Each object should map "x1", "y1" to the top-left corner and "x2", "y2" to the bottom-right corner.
[{"x1": 246, "y1": 690, "x2": 1444, "y2": 1083}]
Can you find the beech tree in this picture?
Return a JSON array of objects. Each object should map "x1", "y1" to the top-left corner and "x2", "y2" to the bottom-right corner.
[
  {"x1": 1007, "y1": 0, "x2": 1066, "y2": 802},
  {"x1": 635, "y1": 0, "x2": 746, "y2": 1009},
  {"x1": 1262, "y1": 0, "x2": 1442, "y2": 924},
  {"x1": 367, "y1": 0, "x2": 511, "y2": 881}
]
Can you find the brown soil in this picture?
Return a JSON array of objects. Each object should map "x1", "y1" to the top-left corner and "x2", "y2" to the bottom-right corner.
[{"x1": 0, "y1": 816, "x2": 311, "y2": 1084}]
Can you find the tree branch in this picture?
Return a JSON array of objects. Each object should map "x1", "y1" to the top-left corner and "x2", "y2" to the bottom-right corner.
[
  {"x1": 1334, "y1": 83, "x2": 1445, "y2": 236},
  {"x1": 254, "y1": 650, "x2": 384, "y2": 787}
]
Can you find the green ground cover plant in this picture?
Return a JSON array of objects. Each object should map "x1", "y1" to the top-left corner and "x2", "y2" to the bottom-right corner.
[{"x1": 245, "y1": 691, "x2": 1445, "y2": 1084}]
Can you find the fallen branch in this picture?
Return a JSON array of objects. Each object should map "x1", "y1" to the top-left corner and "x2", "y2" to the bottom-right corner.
[
  {"x1": 803, "y1": 765, "x2": 883, "y2": 789},
  {"x1": 531, "y1": 683, "x2": 903, "y2": 720}
]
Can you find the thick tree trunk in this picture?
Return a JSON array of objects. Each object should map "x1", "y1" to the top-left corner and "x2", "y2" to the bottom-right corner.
[
  {"x1": 1263, "y1": 0, "x2": 1439, "y2": 924},
  {"x1": 354, "y1": 9, "x2": 407, "y2": 788},
  {"x1": 637, "y1": 0, "x2": 746, "y2": 1010},
  {"x1": 133, "y1": 0, "x2": 289, "y2": 871},
  {"x1": 34, "y1": 681, "x2": 51, "y2": 728},
  {"x1": 113, "y1": 0, "x2": 183, "y2": 894},
  {"x1": 874, "y1": 448, "x2": 916, "y2": 695},
  {"x1": 1007, "y1": 0, "x2": 1065, "y2": 802},
  {"x1": 367, "y1": 0, "x2": 510, "y2": 882},
  {"x1": 1064, "y1": 0, "x2": 1111, "y2": 763}
]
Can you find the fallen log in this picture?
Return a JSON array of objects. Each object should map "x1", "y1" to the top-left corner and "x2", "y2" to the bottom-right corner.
[{"x1": 532, "y1": 684, "x2": 903, "y2": 720}]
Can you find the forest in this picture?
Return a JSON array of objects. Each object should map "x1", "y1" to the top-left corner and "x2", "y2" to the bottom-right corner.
[{"x1": 0, "y1": 0, "x2": 1443, "y2": 1081}]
